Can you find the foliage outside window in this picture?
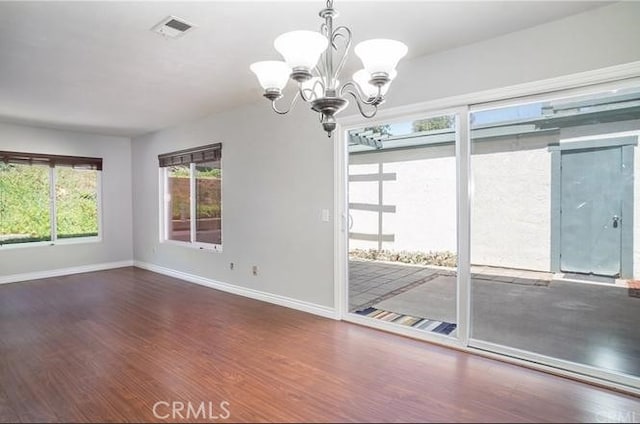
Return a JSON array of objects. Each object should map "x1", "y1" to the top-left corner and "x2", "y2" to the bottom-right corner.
[
  {"x1": 0, "y1": 152, "x2": 101, "y2": 246},
  {"x1": 159, "y1": 144, "x2": 222, "y2": 249}
]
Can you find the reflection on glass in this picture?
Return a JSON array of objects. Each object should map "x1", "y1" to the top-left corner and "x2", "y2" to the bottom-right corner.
[
  {"x1": 56, "y1": 167, "x2": 98, "y2": 239},
  {"x1": 167, "y1": 165, "x2": 190, "y2": 242},
  {"x1": 195, "y1": 161, "x2": 221, "y2": 245},
  {"x1": 470, "y1": 86, "x2": 640, "y2": 379},
  {"x1": 348, "y1": 115, "x2": 458, "y2": 336},
  {"x1": 0, "y1": 163, "x2": 51, "y2": 244}
]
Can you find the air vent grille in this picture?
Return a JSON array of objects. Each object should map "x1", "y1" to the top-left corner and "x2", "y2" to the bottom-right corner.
[{"x1": 151, "y1": 16, "x2": 195, "y2": 39}]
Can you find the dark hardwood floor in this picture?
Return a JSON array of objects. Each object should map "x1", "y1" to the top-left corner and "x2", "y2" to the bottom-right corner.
[{"x1": 1, "y1": 267, "x2": 639, "y2": 423}]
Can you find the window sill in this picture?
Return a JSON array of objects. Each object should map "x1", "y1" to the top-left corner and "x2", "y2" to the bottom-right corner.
[
  {"x1": 0, "y1": 237, "x2": 102, "y2": 250},
  {"x1": 160, "y1": 239, "x2": 223, "y2": 253}
]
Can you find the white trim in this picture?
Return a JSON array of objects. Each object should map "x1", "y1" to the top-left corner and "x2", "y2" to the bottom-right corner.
[
  {"x1": 96, "y1": 170, "x2": 103, "y2": 242},
  {"x1": 0, "y1": 260, "x2": 134, "y2": 285},
  {"x1": 51, "y1": 236, "x2": 102, "y2": 245},
  {"x1": 455, "y1": 107, "x2": 471, "y2": 345},
  {"x1": 342, "y1": 312, "x2": 640, "y2": 396},
  {"x1": 189, "y1": 162, "x2": 196, "y2": 243},
  {"x1": 49, "y1": 166, "x2": 57, "y2": 243},
  {"x1": 160, "y1": 238, "x2": 222, "y2": 252},
  {"x1": 160, "y1": 167, "x2": 167, "y2": 243},
  {"x1": 469, "y1": 339, "x2": 640, "y2": 395},
  {"x1": 133, "y1": 261, "x2": 338, "y2": 320},
  {"x1": 469, "y1": 77, "x2": 640, "y2": 113},
  {"x1": 340, "y1": 61, "x2": 640, "y2": 127},
  {"x1": 0, "y1": 237, "x2": 102, "y2": 250},
  {"x1": 561, "y1": 130, "x2": 640, "y2": 145},
  {"x1": 334, "y1": 125, "x2": 347, "y2": 320}
]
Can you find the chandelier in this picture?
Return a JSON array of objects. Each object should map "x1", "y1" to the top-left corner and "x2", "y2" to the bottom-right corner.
[{"x1": 249, "y1": 0, "x2": 408, "y2": 137}]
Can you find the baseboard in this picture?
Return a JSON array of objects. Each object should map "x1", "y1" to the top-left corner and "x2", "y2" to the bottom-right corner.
[
  {"x1": 0, "y1": 260, "x2": 135, "y2": 285},
  {"x1": 133, "y1": 260, "x2": 338, "y2": 320}
]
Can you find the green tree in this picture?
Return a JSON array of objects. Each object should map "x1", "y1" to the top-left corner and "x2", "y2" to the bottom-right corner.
[
  {"x1": 412, "y1": 116, "x2": 454, "y2": 132},
  {"x1": 363, "y1": 124, "x2": 392, "y2": 136},
  {"x1": 55, "y1": 167, "x2": 99, "y2": 238},
  {"x1": 0, "y1": 164, "x2": 51, "y2": 243}
]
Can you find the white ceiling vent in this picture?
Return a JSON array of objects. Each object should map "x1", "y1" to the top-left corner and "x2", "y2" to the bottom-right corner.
[{"x1": 151, "y1": 16, "x2": 195, "y2": 39}]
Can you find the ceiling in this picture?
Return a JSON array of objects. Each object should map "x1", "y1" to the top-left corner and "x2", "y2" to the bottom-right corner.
[{"x1": 0, "y1": 1, "x2": 610, "y2": 137}]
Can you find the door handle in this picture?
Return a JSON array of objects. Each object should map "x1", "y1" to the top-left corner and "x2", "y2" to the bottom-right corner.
[{"x1": 613, "y1": 215, "x2": 620, "y2": 228}]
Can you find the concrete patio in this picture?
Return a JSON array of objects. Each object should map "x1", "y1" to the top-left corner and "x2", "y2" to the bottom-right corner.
[{"x1": 349, "y1": 259, "x2": 640, "y2": 378}]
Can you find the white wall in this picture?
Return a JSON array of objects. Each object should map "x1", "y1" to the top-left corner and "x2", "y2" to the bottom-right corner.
[
  {"x1": 384, "y1": 2, "x2": 640, "y2": 110},
  {"x1": 132, "y1": 2, "x2": 640, "y2": 308},
  {"x1": 0, "y1": 122, "x2": 133, "y2": 276},
  {"x1": 132, "y1": 103, "x2": 335, "y2": 307}
]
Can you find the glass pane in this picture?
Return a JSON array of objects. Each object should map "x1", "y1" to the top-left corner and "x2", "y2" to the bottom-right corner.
[
  {"x1": 55, "y1": 167, "x2": 99, "y2": 239},
  {"x1": 167, "y1": 165, "x2": 191, "y2": 242},
  {"x1": 0, "y1": 163, "x2": 51, "y2": 244},
  {"x1": 348, "y1": 115, "x2": 458, "y2": 337},
  {"x1": 470, "y1": 85, "x2": 640, "y2": 379},
  {"x1": 195, "y1": 161, "x2": 221, "y2": 245}
]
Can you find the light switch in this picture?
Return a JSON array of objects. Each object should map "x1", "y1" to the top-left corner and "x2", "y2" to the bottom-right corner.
[{"x1": 321, "y1": 209, "x2": 330, "y2": 222}]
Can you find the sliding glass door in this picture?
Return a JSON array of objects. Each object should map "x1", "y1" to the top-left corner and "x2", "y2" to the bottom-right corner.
[
  {"x1": 469, "y1": 85, "x2": 640, "y2": 383},
  {"x1": 347, "y1": 114, "x2": 459, "y2": 337},
  {"x1": 342, "y1": 77, "x2": 640, "y2": 390}
]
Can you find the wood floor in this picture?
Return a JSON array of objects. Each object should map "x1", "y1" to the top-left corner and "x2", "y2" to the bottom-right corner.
[{"x1": 1, "y1": 267, "x2": 639, "y2": 423}]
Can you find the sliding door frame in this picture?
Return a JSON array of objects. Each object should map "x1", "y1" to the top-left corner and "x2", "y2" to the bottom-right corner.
[
  {"x1": 334, "y1": 61, "x2": 640, "y2": 393},
  {"x1": 336, "y1": 106, "x2": 469, "y2": 350}
]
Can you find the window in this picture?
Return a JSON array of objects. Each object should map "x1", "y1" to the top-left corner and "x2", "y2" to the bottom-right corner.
[
  {"x1": 159, "y1": 144, "x2": 222, "y2": 249},
  {"x1": 0, "y1": 151, "x2": 102, "y2": 246}
]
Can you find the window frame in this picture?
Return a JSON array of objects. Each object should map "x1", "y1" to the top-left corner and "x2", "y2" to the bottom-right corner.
[
  {"x1": 0, "y1": 159, "x2": 103, "y2": 249},
  {"x1": 159, "y1": 146, "x2": 222, "y2": 252}
]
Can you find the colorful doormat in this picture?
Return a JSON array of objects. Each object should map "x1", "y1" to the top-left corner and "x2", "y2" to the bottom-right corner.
[{"x1": 355, "y1": 307, "x2": 457, "y2": 336}]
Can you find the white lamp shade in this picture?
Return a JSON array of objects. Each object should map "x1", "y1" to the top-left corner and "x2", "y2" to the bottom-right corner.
[
  {"x1": 354, "y1": 39, "x2": 408, "y2": 75},
  {"x1": 353, "y1": 69, "x2": 397, "y2": 97},
  {"x1": 250, "y1": 61, "x2": 291, "y2": 91},
  {"x1": 274, "y1": 30, "x2": 328, "y2": 70}
]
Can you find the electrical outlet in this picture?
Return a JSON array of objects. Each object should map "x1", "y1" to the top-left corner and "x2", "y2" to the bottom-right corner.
[
  {"x1": 252, "y1": 265, "x2": 258, "y2": 276},
  {"x1": 230, "y1": 262, "x2": 234, "y2": 270}
]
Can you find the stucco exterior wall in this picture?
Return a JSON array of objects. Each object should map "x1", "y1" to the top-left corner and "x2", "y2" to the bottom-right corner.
[
  {"x1": 349, "y1": 128, "x2": 640, "y2": 277},
  {"x1": 348, "y1": 133, "x2": 555, "y2": 272},
  {"x1": 471, "y1": 138, "x2": 552, "y2": 271},
  {"x1": 349, "y1": 145, "x2": 457, "y2": 253}
]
